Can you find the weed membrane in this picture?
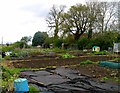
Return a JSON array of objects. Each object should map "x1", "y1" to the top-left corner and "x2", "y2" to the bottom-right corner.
[{"x1": 20, "y1": 67, "x2": 119, "y2": 93}]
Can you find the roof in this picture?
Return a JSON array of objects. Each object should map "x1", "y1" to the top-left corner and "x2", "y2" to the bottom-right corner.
[{"x1": 92, "y1": 46, "x2": 99, "y2": 48}]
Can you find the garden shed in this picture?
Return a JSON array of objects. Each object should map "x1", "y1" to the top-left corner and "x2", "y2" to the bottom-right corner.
[
  {"x1": 113, "y1": 43, "x2": 120, "y2": 53},
  {"x1": 92, "y1": 46, "x2": 100, "y2": 52}
]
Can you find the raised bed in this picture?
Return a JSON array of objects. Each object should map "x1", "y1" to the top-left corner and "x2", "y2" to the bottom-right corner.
[{"x1": 11, "y1": 55, "x2": 119, "y2": 68}]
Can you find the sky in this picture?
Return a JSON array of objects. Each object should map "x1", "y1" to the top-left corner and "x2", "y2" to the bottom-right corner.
[{"x1": 0, "y1": 0, "x2": 118, "y2": 44}]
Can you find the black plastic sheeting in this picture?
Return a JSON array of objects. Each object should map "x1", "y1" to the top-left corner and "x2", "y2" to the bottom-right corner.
[{"x1": 20, "y1": 67, "x2": 120, "y2": 93}]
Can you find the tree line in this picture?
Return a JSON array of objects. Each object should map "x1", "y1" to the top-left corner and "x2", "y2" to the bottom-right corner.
[
  {"x1": 46, "y1": 2, "x2": 119, "y2": 41},
  {"x1": 9, "y1": 2, "x2": 120, "y2": 50},
  {"x1": 44, "y1": 2, "x2": 120, "y2": 50}
]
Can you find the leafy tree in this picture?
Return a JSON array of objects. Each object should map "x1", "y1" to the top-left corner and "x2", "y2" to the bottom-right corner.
[
  {"x1": 20, "y1": 36, "x2": 32, "y2": 48},
  {"x1": 32, "y1": 31, "x2": 48, "y2": 46},
  {"x1": 46, "y1": 5, "x2": 66, "y2": 38},
  {"x1": 62, "y1": 4, "x2": 89, "y2": 41},
  {"x1": 21, "y1": 36, "x2": 31, "y2": 44},
  {"x1": 93, "y1": 31, "x2": 119, "y2": 50},
  {"x1": 12, "y1": 41, "x2": 21, "y2": 48}
]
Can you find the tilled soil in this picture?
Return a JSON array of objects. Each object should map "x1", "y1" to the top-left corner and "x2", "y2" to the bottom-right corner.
[
  {"x1": 69, "y1": 64, "x2": 119, "y2": 85},
  {"x1": 10, "y1": 55, "x2": 119, "y2": 68},
  {"x1": 3, "y1": 55, "x2": 120, "y2": 92}
]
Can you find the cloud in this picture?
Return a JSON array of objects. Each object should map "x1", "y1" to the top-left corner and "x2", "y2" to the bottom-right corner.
[
  {"x1": 0, "y1": 0, "x2": 84, "y2": 43},
  {"x1": 21, "y1": 4, "x2": 49, "y2": 18}
]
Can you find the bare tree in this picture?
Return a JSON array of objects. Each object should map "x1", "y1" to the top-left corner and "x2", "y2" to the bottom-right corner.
[
  {"x1": 96, "y1": 2, "x2": 117, "y2": 32},
  {"x1": 46, "y1": 5, "x2": 66, "y2": 38},
  {"x1": 86, "y1": 1, "x2": 100, "y2": 39}
]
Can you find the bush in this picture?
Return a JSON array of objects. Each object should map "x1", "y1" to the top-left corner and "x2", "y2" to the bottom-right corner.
[
  {"x1": 2, "y1": 46, "x2": 14, "y2": 52},
  {"x1": 2, "y1": 66, "x2": 20, "y2": 92},
  {"x1": 85, "y1": 39, "x2": 95, "y2": 49},
  {"x1": 77, "y1": 37, "x2": 88, "y2": 50},
  {"x1": 18, "y1": 50, "x2": 29, "y2": 58},
  {"x1": 93, "y1": 31, "x2": 119, "y2": 50},
  {"x1": 54, "y1": 38, "x2": 63, "y2": 48},
  {"x1": 4, "y1": 56, "x2": 11, "y2": 60},
  {"x1": 10, "y1": 52, "x2": 18, "y2": 57}
]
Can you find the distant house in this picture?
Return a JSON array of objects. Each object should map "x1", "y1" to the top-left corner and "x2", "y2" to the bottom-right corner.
[
  {"x1": 113, "y1": 43, "x2": 120, "y2": 53},
  {"x1": 92, "y1": 46, "x2": 100, "y2": 52}
]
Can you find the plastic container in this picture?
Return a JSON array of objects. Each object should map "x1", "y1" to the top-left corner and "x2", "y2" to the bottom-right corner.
[{"x1": 14, "y1": 78, "x2": 29, "y2": 93}]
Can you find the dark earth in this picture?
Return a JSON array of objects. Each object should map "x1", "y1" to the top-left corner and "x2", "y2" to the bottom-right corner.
[{"x1": 4, "y1": 53, "x2": 120, "y2": 93}]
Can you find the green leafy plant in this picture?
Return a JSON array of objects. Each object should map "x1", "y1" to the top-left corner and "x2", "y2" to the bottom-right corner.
[
  {"x1": 112, "y1": 58, "x2": 120, "y2": 61},
  {"x1": 29, "y1": 85, "x2": 40, "y2": 93},
  {"x1": 0, "y1": 55, "x2": 2, "y2": 60},
  {"x1": 101, "y1": 76, "x2": 109, "y2": 81},
  {"x1": 93, "y1": 51, "x2": 108, "y2": 55},
  {"x1": 80, "y1": 60, "x2": 94, "y2": 65},
  {"x1": 2, "y1": 46, "x2": 15, "y2": 52},
  {"x1": 61, "y1": 53, "x2": 75, "y2": 58},
  {"x1": 1, "y1": 66, "x2": 29, "y2": 92},
  {"x1": 4, "y1": 56, "x2": 11, "y2": 60},
  {"x1": 18, "y1": 50, "x2": 29, "y2": 58}
]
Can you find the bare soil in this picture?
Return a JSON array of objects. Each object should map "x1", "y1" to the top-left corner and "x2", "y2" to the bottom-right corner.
[
  {"x1": 4, "y1": 55, "x2": 120, "y2": 85},
  {"x1": 69, "y1": 64, "x2": 119, "y2": 85}
]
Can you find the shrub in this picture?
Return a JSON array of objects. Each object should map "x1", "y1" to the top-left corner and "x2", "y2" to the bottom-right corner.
[
  {"x1": 2, "y1": 46, "x2": 14, "y2": 52},
  {"x1": 44, "y1": 37, "x2": 54, "y2": 46},
  {"x1": 54, "y1": 38, "x2": 63, "y2": 48},
  {"x1": 77, "y1": 37, "x2": 88, "y2": 50},
  {"x1": 85, "y1": 39, "x2": 95, "y2": 49},
  {"x1": 2, "y1": 66, "x2": 19, "y2": 92},
  {"x1": 10, "y1": 52, "x2": 18, "y2": 57},
  {"x1": 4, "y1": 56, "x2": 11, "y2": 60}
]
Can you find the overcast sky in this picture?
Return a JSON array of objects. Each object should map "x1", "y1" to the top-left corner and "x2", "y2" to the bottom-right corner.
[{"x1": 0, "y1": 0, "x2": 118, "y2": 44}]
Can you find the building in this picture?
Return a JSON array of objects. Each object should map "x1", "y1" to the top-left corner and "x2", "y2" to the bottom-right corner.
[
  {"x1": 92, "y1": 46, "x2": 100, "y2": 52},
  {"x1": 113, "y1": 43, "x2": 120, "y2": 53}
]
